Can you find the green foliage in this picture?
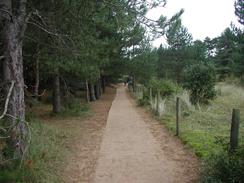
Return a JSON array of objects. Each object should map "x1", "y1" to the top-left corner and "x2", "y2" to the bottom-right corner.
[
  {"x1": 137, "y1": 88, "x2": 150, "y2": 106},
  {"x1": 0, "y1": 168, "x2": 23, "y2": 183},
  {"x1": 201, "y1": 147, "x2": 244, "y2": 183},
  {"x1": 155, "y1": 20, "x2": 208, "y2": 83},
  {"x1": 62, "y1": 96, "x2": 90, "y2": 117},
  {"x1": 166, "y1": 19, "x2": 193, "y2": 50},
  {"x1": 23, "y1": 120, "x2": 69, "y2": 182},
  {"x1": 159, "y1": 83, "x2": 244, "y2": 159},
  {"x1": 184, "y1": 63, "x2": 216, "y2": 104},
  {"x1": 214, "y1": 28, "x2": 238, "y2": 78},
  {"x1": 0, "y1": 119, "x2": 69, "y2": 183},
  {"x1": 137, "y1": 96, "x2": 150, "y2": 106},
  {"x1": 149, "y1": 78, "x2": 179, "y2": 97},
  {"x1": 130, "y1": 48, "x2": 158, "y2": 85},
  {"x1": 235, "y1": 0, "x2": 244, "y2": 26}
]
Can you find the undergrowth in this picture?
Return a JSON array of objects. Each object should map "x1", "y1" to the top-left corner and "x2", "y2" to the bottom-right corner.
[
  {"x1": 159, "y1": 83, "x2": 244, "y2": 158},
  {"x1": 52, "y1": 97, "x2": 90, "y2": 118},
  {"x1": 1, "y1": 99, "x2": 91, "y2": 182},
  {"x1": 0, "y1": 119, "x2": 70, "y2": 183},
  {"x1": 201, "y1": 147, "x2": 244, "y2": 183}
]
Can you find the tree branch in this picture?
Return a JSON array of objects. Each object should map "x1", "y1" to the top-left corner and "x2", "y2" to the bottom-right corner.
[
  {"x1": 0, "y1": 56, "x2": 5, "y2": 60},
  {"x1": 0, "y1": 8, "x2": 13, "y2": 21},
  {"x1": 27, "y1": 21, "x2": 59, "y2": 37},
  {"x1": 25, "y1": 88, "x2": 46, "y2": 97},
  {"x1": 0, "y1": 81, "x2": 15, "y2": 120}
]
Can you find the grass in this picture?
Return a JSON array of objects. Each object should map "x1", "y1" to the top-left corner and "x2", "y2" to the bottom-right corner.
[
  {"x1": 23, "y1": 100, "x2": 91, "y2": 182},
  {"x1": 24, "y1": 119, "x2": 70, "y2": 183},
  {"x1": 0, "y1": 118, "x2": 69, "y2": 183},
  {"x1": 52, "y1": 103, "x2": 91, "y2": 118},
  {"x1": 0, "y1": 97, "x2": 91, "y2": 183},
  {"x1": 153, "y1": 82, "x2": 244, "y2": 158}
]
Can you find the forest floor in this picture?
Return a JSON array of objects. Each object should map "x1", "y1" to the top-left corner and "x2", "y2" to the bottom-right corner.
[
  {"x1": 59, "y1": 86, "x2": 116, "y2": 182},
  {"x1": 32, "y1": 86, "x2": 116, "y2": 182},
  {"x1": 93, "y1": 86, "x2": 199, "y2": 183}
]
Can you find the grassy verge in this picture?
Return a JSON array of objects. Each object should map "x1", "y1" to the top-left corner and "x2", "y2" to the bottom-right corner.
[
  {"x1": 24, "y1": 119, "x2": 70, "y2": 182},
  {"x1": 159, "y1": 83, "x2": 244, "y2": 158},
  {"x1": 25, "y1": 101, "x2": 91, "y2": 182},
  {"x1": 135, "y1": 82, "x2": 244, "y2": 182},
  {"x1": 0, "y1": 119, "x2": 70, "y2": 183},
  {"x1": 0, "y1": 98, "x2": 91, "y2": 183}
]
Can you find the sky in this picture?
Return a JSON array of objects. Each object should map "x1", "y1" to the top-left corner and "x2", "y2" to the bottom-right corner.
[{"x1": 146, "y1": 0, "x2": 240, "y2": 47}]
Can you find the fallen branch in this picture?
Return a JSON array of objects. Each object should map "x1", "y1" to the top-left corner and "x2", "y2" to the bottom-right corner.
[
  {"x1": 0, "y1": 135, "x2": 10, "y2": 139},
  {"x1": 0, "y1": 158, "x2": 17, "y2": 165},
  {"x1": 25, "y1": 88, "x2": 46, "y2": 97}
]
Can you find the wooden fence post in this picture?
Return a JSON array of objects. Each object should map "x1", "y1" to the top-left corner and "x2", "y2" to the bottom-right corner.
[
  {"x1": 156, "y1": 91, "x2": 160, "y2": 115},
  {"x1": 176, "y1": 97, "x2": 180, "y2": 136},
  {"x1": 230, "y1": 108, "x2": 240, "y2": 152},
  {"x1": 149, "y1": 88, "x2": 152, "y2": 100},
  {"x1": 149, "y1": 88, "x2": 152, "y2": 108},
  {"x1": 85, "y1": 80, "x2": 90, "y2": 103},
  {"x1": 142, "y1": 86, "x2": 145, "y2": 99}
]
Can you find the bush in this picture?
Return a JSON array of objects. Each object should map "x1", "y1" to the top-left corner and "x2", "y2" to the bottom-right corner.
[
  {"x1": 137, "y1": 95, "x2": 150, "y2": 106},
  {"x1": 149, "y1": 78, "x2": 179, "y2": 97},
  {"x1": 201, "y1": 147, "x2": 244, "y2": 183},
  {"x1": 183, "y1": 63, "x2": 216, "y2": 105}
]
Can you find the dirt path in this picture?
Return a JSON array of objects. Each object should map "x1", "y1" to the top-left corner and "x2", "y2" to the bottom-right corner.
[
  {"x1": 93, "y1": 86, "x2": 199, "y2": 183},
  {"x1": 60, "y1": 87, "x2": 116, "y2": 183},
  {"x1": 33, "y1": 87, "x2": 116, "y2": 183}
]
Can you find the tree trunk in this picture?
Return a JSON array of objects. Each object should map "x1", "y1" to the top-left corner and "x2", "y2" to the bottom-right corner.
[
  {"x1": 95, "y1": 80, "x2": 100, "y2": 100},
  {"x1": 133, "y1": 74, "x2": 136, "y2": 92},
  {"x1": 1, "y1": 0, "x2": 28, "y2": 158},
  {"x1": 85, "y1": 80, "x2": 90, "y2": 103},
  {"x1": 101, "y1": 75, "x2": 106, "y2": 93},
  {"x1": 34, "y1": 53, "x2": 40, "y2": 99},
  {"x1": 89, "y1": 83, "x2": 96, "y2": 101},
  {"x1": 53, "y1": 74, "x2": 61, "y2": 113},
  {"x1": 3, "y1": 58, "x2": 10, "y2": 82},
  {"x1": 99, "y1": 77, "x2": 102, "y2": 95}
]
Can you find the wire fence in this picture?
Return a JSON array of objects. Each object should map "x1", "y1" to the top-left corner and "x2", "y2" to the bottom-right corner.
[{"x1": 131, "y1": 84, "x2": 243, "y2": 153}]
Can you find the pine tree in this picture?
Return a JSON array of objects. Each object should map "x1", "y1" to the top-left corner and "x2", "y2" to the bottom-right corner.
[{"x1": 235, "y1": 0, "x2": 244, "y2": 26}]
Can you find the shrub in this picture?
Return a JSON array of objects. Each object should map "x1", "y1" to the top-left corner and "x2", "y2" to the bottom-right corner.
[
  {"x1": 137, "y1": 95, "x2": 150, "y2": 106},
  {"x1": 149, "y1": 78, "x2": 178, "y2": 97},
  {"x1": 183, "y1": 63, "x2": 216, "y2": 105},
  {"x1": 201, "y1": 147, "x2": 244, "y2": 183}
]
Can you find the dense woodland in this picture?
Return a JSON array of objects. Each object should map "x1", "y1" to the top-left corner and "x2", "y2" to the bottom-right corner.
[{"x1": 0, "y1": 0, "x2": 244, "y2": 182}]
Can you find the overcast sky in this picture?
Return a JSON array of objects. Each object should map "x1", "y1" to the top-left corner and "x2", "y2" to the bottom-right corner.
[{"x1": 147, "y1": 0, "x2": 240, "y2": 47}]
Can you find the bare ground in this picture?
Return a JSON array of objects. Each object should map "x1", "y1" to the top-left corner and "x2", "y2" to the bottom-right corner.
[
  {"x1": 61, "y1": 87, "x2": 116, "y2": 183},
  {"x1": 33, "y1": 86, "x2": 116, "y2": 183}
]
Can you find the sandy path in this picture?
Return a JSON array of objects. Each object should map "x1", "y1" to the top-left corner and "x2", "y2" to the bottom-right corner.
[
  {"x1": 93, "y1": 86, "x2": 199, "y2": 183},
  {"x1": 57, "y1": 87, "x2": 116, "y2": 183}
]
